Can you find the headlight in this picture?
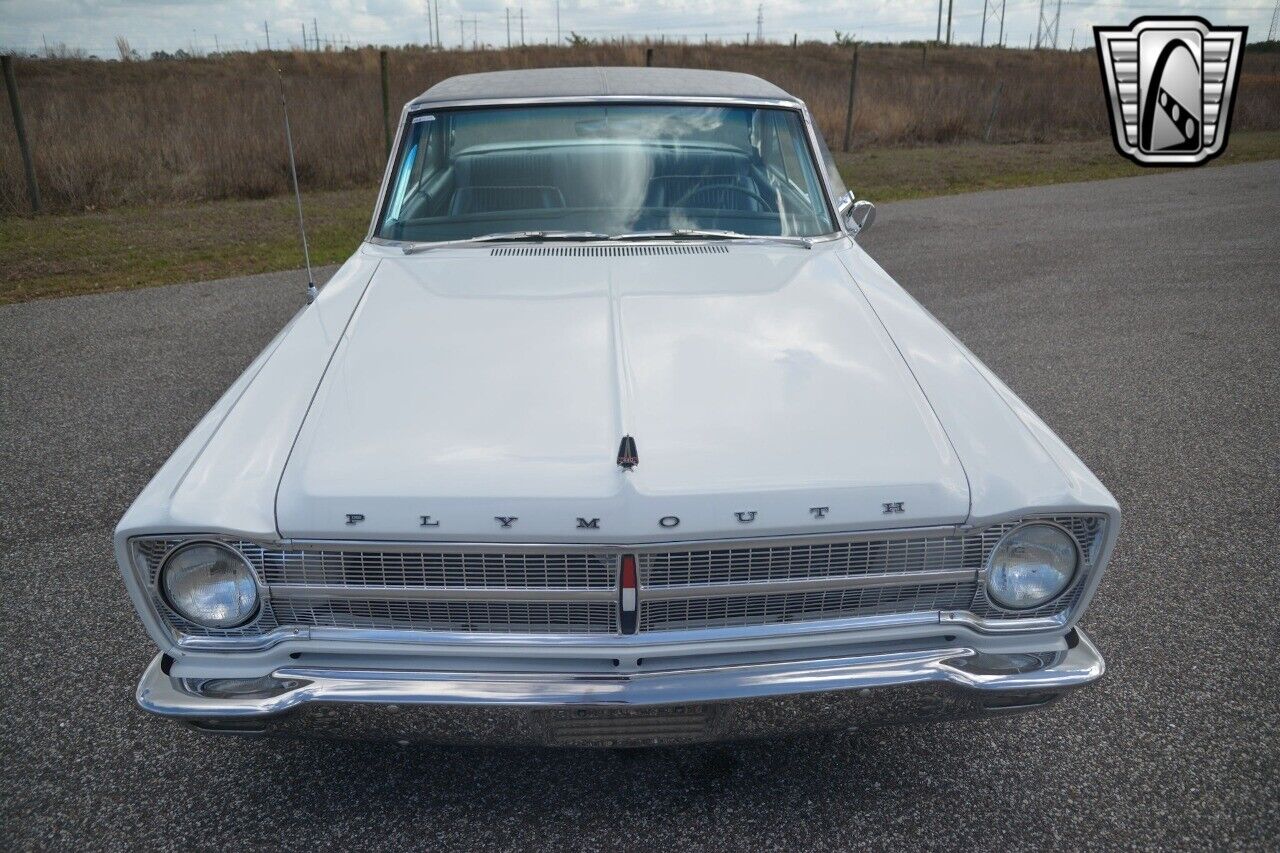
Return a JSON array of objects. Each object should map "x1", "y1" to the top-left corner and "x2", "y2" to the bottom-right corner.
[
  {"x1": 160, "y1": 542, "x2": 259, "y2": 628},
  {"x1": 985, "y1": 523, "x2": 1078, "y2": 610}
]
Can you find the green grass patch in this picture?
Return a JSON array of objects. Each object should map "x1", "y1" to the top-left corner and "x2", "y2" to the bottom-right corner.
[
  {"x1": 3, "y1": 131, "x2": 1279, "y2": 305},
  {"x1": 0, "y1": 187, "x2": 376, "y2": 304}
]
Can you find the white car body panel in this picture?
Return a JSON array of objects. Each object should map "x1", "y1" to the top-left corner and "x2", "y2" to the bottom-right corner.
[
  {"x1": 117, "y1": 71, "x2": 1120, "y2": 743},
  {"x1": 114, "y1": 254, "x2": 377, "y2": 545},
  {"x1": 834, "y1": 245, "x2": 1118, "y2": 528},
  {"x1": 273, "y1": 246, "x2": 970, "y2": 542},
  {"x1": 114, "y1": 74, "x2": 1119, "y2": 699}
]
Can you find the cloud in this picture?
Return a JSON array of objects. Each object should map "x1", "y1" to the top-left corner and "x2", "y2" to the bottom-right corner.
[{"x1": 0, "y1": 0, "x2": 1272, "y2": 56}]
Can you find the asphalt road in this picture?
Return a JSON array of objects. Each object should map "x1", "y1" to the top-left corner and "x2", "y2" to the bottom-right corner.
[{"x1": 3, "y1": 162, "x2": 1278, "y2": 851}]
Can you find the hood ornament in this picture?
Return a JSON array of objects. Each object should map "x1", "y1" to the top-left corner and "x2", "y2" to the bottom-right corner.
[{"x1": 616, "y1": 435, "x2": 639, "y2": 470}]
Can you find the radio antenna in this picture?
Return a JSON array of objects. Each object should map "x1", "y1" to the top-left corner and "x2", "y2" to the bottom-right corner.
[{"x1": 276, "y1": 71, "x2": 317, "y2": 304}]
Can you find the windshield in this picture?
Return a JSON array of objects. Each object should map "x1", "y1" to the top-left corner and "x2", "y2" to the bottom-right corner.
[{"x1": 375, "y1": 103, "x2": 838, "y2": 243}]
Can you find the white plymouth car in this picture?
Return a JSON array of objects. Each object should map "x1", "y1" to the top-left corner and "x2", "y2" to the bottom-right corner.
[{"x1": 118, "y1": 68, "x2": 1119, "y2": 747}]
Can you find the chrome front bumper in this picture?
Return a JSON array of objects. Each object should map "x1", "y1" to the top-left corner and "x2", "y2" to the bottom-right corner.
[{"x1": 137, "y1": 629, "x2": 1104, "y2": 747}]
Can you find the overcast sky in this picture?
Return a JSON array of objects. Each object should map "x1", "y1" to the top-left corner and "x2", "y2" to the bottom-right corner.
[{"x1": 1, "y1": 1, "x2": 1274, "y2": 57}]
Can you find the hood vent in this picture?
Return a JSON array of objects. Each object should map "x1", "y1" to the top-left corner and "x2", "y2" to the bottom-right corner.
[{"x1": 490, "y1": 244, "x2": 730, "y2": 257}]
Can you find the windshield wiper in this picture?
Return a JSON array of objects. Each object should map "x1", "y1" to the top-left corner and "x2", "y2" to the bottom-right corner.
[
  {"x1": 401, "y1": 230, "x2": 610, "y2": 254},
  {"x1": 609, "y1": 229, "x2": 812, "y2": 248}
]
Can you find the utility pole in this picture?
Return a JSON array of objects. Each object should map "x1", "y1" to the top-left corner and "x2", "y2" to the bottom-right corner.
[
  {"x1": 520, "y1": 7, "x2": 525, "y2": 45},
  {"x1": 506, "y1": 8, "x2": 511, "y2": 48},
  {"x1": 301, "y1": 23, "x2": 308, "y2": 50},
  {"x1": 460, "y1": 18, "x2": 465, "y2": 49},
  {"x1": 214, "y1": 34, "x2": 221, "y2": 53},
  {"x1": 264, "y1": 21, "x2": 271, "y2": 51},
  {"x1": 981, "y1": 0, "x2": 1007, "y2": 47},
  {"x1": 426, "y1": 0, "x2": 433, "y2": 48},
  {"x1": 1036, "y1": 0, "x2": 1061, "y2": 49},
  {"x1": 313, "y1": 18, "x2": 319, "y2": 52},
  {"x1": 1270, "y1": 0, "x2": 1280, "y2": 41},
  {"x1": 434, "y1": 0, "x2": 442, "y2": 47},
  {"x1": 841, "y1": 45, "x2": 860, "y2": 152},
  {"x1": 380, "y1": 50, "x2": 391, "y2": 156},
  {"x1": 756, "y1": 5, "x2": 763, "y2": 44},
  {"x1": 2, "y1": 55, "x2": 41, "y2": 214},
  {"x1": 936, "y1": 0, "x2": 943, "y2": 43},
  {"x1": 556, "y1": 1, "x2": 561, "y2": 45},
  {"x1": 946, "y1": 0, "x2": 954, "y2": 45}
]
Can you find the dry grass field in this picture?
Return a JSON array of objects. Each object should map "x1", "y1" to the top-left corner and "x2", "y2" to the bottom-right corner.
[{"x1": 5, "y1": 41, "x2": 1280, "y2": 216}]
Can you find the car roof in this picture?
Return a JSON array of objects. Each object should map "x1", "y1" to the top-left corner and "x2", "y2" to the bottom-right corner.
[{"x1": 410, "y1": 67, "x2": 801, "y2": 108}]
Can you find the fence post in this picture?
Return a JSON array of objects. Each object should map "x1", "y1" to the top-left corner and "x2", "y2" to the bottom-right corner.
[
  {"x1": 2, "y1": 54, "x2": 41, "y2": 214},
  {"x1": 841, "y1": 45, "x2": 860, "y2": 152},
  {"x1": 379, "y1": 50, "x2": 391, "y2": 157},
  {"x1": 645, "y1": 47, "x2": 653, "y2": 67},
  {"x1": 984, "y1": 81, "x2": 1004, "y2": 142}
]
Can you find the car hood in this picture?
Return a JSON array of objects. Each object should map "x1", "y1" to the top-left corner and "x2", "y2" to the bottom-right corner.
[{"x1": 274, "y1": 244, "x2": 969, "y2": 542}]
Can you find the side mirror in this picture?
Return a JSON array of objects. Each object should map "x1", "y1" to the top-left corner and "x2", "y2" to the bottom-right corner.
[{"x1": 837, "y1": 191, "x2": 876, "y2": 236}]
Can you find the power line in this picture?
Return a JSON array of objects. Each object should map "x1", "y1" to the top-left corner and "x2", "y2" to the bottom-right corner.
[
  {"x1": 1035, "y1": 0, "x2": 1061, "y2": 49},
  {"x1": 981, "y1": 0, "x2": 1007, "y2": 47}
]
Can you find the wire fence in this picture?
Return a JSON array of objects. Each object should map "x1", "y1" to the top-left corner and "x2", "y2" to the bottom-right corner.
[{"x1": 2, "y1": 35, "x2": 1279, "y2": 216}]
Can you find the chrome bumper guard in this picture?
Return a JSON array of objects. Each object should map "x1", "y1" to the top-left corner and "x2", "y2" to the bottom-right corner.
[{"x1": 137, "y1": 630, "x2": 1104, "y2": 747}]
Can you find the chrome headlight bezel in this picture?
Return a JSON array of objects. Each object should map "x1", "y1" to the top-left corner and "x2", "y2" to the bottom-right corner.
[
  {"x1": 982, "y1": 521, "x2": 1080, "y2": 611},
  {"x1": 158, "y1": 540, "x2": 261, "y2": 629}
]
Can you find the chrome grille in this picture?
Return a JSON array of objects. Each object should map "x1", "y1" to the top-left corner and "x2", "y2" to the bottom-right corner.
[
  {"x1": 641, "y1": 516, "x2": 1103, "y2": 590},
  {"x1": 269, "y1": 597, "x2": 617, "y2": 635},
  {"x1": 637, "y1": 515, "x2": 1107, "y2": 631},
  {"x1": 135, "y1": 540, "x2": 615, "y2": 591},
  {"x1": 639, "y1": 582, "x2": 977, "y2": 632},
  {"x1": 133, "y1": 540, "x2": 619, "y2": 638},
  {"x1": 254, "y1": 547, "x2": 615, "y2": 590},
  {"x1": 642, "y1": 537, "x2": 975, "y2": 587},
  {"x1": 130, "y1": 514, "x2": 1108, "y2": 646}
]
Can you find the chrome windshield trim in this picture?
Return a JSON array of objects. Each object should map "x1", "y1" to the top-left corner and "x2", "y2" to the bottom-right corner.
[
  {"x1": 365, "y1": 95, "x2": 844, "y2": 245},
  {"x1": 407, "y1": 94, "x2": 805, "y2": 111}
]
